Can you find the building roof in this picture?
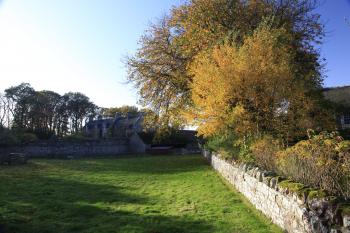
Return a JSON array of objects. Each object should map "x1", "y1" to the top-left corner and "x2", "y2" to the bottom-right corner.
[
  {"x1": 323, "y1": 86, "x2": 350, "y2": 107},
  {"x1": 85, "y1": 118, "x2": 114, "y2": 126}
]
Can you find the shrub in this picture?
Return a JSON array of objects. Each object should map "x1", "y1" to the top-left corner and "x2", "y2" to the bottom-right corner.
[
  {"x1": 205, "y1": 130, "x2": 350, "y2": 200},
  {"x1": 276, "y1": 131, "x2": 350, "y2": 200},
  {"x1": 205, "y1": 133, "x2": 255, "y2": 162},
  {"x1": 251, "y1": 136, "x2": 282, "y2": 172},
  {"x1": 0, "y1": 129, "x2": 39, "y2": 147},
  {"x1": 17, "y1": 133, "x2": 38, "y2": 144},
  {"x1": 204, "y1": 133, "x2": 239, "y2": 159},
  {"x1": 63, "y1": 134, "x2": 87, "y2": 142},
  {"x1": 0, "y1": 129, "x2": 18, "y2": 147}
]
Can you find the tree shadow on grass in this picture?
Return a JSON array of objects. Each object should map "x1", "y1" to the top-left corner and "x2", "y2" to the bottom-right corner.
[
  {"x1": 0, "y1": 176, "x2": 213, "y2": 233},
  {"x1": 47, "y1": 155, "x2": 210, "y2": 175}
]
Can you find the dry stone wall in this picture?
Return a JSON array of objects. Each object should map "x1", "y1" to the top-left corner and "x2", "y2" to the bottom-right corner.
[
  {"x1": 202, "y1": 150, "x2": 350, "y2": 233},
  {"x1": 0, "y1": 140, "x2": 129, "y2": 158}
]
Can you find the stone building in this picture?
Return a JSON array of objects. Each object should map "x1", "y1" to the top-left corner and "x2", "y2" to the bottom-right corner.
[
  {"x1": 84, "y1": 113, "x2": 200, "y2": 154},
  {"x1": 84, "y1": 112, "x2": 144, "y2": 139}
]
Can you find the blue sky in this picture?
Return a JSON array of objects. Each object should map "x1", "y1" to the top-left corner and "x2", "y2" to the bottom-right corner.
[
  {"x1": 0, "y1": 0, "x2": 348, "y2": 108},
  {"x1": 316, "y1": 0, "x2": 350, "y2": 88}
]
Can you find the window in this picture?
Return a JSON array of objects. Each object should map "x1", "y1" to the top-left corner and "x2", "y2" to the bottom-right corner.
[{"x1": 344, "y1": 113, "x2": 350, "y2": 125}]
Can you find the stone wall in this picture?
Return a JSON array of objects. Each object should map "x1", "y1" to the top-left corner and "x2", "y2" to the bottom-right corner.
[
  {"x1": 202, "y1": 150, "x2": 350, "y2": 233},
  {"x1": 129, "y1": 133, "x2": 148, "y2": 154},
  {"x1": 0, "y1": 140, "x2": 129, "y2": 158}
]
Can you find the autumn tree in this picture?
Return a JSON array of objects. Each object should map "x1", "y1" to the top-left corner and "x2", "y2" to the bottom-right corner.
[
  {"x1": 127, "y1": 0, "x2": 326, "y2": 136},
  {"x1": 188, "y1": 23, "x2": 333, "y2": 141},
  {"x1": 126, "y1": 16, "x2": 189, "y2": 130}
]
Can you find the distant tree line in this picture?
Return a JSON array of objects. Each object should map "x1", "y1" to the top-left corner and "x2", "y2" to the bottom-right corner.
[
  {"x1": 0, "y1": 83, "x2": 97, "y2": 139},
  {"x1": 0, "y1": 83, "x2": 157, "y2": 146},
  {"x1": 100, "y1": 105, "x2": 139, "y2": 118}
]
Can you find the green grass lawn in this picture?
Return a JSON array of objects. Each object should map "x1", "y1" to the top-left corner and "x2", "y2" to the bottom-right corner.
[{"x1": 0, "y1": 155, "x2": 282, "y2": 233}]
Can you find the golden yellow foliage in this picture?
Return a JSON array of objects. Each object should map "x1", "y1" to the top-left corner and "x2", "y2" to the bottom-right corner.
[
  {"x1": 188, "y1": 24, "x2": 316, "y2": 138},
  {"x1": 128, "y1": 0, "x2": 332, "y2": 141}
]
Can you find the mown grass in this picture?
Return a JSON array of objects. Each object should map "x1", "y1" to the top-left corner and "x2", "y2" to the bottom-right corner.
[{"x1": 0, "y1": 155, "x2": 282, "y2": 233}]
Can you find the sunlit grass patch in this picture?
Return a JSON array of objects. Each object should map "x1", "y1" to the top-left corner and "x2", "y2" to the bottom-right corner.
[{"x1": 0, "y1": 155, "x2": 282, "y2": 233}]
